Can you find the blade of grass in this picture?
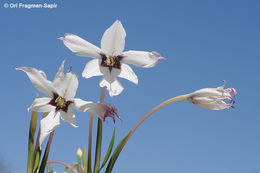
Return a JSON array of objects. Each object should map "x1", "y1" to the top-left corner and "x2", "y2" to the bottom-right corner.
[
  {"x1": 33, "y1": 147, "x2": 41, "y2": 173},
  {"x1": 27, "y1": 110, "x2": 38, "y2": 173},
  {"x1": 38, "y1": 130, "x2": 55, "y2": 173},
  {"x1": 98, "y1": 127, "x2": 115, "y2": 173},
  {"x1": 93, "y1": 119, "x2": 102, "y2": 173},
  {"x1": 87, "y1": 113, "x2": 93, "y2": 173},
  {"x1": 82, "y1": 146, "x2": 87, "y2": 173},
  {"x1": 105, "y1": 131, "x2": 131, "y2": 173},
  {"x1": 32, "y1": 112, "x2": 48, "y2": 173}
]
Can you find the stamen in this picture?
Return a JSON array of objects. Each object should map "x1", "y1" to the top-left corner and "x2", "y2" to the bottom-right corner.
[
  {"x1": 55, "y1": 96, "x2": 66, "y2": 108},
  {"x1": 100, "y1": 54, "x2": 121, "y2": 72},
  {"x1": 49, "y1": 93, "x2": 73, "y2": 112}
]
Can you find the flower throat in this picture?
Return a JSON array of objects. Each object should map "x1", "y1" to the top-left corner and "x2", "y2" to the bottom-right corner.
[{"x1": 100, "y1": 54, "x2": 122, "y2": 72}]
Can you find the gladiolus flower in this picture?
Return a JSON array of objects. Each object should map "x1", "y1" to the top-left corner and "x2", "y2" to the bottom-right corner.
[
  {"x1": 16, "y1": 61, "x2": 120, "y2": 148},
  {"x1": 59, "y1": 20, "x2": 165, "y2": 97},
  {"x1": 187, "y1": 80, "x2": 236, "y2": 110}
]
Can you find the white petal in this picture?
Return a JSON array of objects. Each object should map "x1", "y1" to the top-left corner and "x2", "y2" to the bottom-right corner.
[
  {"x1": 196, "y1": 102, "x2": 229, "y2": 110},
  {"x1": 62, "y1": 33, "x2": 102, "y2": 59},
  {"x1": 101, "y1": 20, "x2": 126, "y2": 56},
  {"x1": 29, "y1": 97, "x2": 55, "y2": 112},
  {"x1": 72, "y1": 98, "x2": 94, "y2": 112},
  {"x1": 60, "y1": 107, "x2": 78, "y2": 127},
  {"x1": 38, "y1": 70, "x2": 47, "y2": 79},
  {"x1": 100, "y1": 78, "x2": 124, "y2": 97},
  {"x1": 122, "y1": 51, "x2": 163, "y2": 68},
  {"x1": 99, "y1": 68, "x2": 123, "y2": 96},
  {"x1": 82, "y1": 59, "x2": 103, "y2": 79},
  {"x1": 39, "y1": 111, "x2": 60, "y2": 149},
  {"x1": 118, "y1": 64, "x2": 138, "y2": 85},
  {"x1": 73, "y1": 99, "x2": 105, "y2": 120},
  {"x1": 56, "y1": 72, "x2": 78, "y2": 100},
  {"x1": 53, "y1": 60, "x2": 65, "y2": 87},
  {"x1": 190, "y1": 88, "x2": 222, "y2": 98},
  {"x1": 16, "y1": 67, "x2": 57, "y2": 97}
]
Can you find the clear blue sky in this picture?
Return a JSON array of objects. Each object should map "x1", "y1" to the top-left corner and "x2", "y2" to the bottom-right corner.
[{"x1": 1, "y1": 0, "x2": 260, "y2": 172}]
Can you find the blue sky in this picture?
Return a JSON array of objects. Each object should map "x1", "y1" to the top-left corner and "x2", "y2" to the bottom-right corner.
[{"x1": 1, "y1": 0, "x2": 260, "y2": 172}]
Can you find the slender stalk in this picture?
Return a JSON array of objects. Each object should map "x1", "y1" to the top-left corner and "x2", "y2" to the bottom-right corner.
[
  {"x1": 38, "y1": 130, "x2": 55, "y2": 173},
  {"x1": 47, "y1": 160, "x2": 74, "y2": 171},
  {"x1": 105, "y1": 95, "x2": 188, "y2": 172},
  {"x1": 87, "y1": 114, "x2": 93, "y2": 173},
  {"x1": 27, "y1": 110, "x2": 38, "y2": 173},
  {"x1": 93, "y1": 87, "x2": 105, "y2": 173},
  {"x1": 32, "y1": 112, "x2": 47, "y2": 173},
  {"x1": 130, "y1": 95, "x2": 188, "y2": 135},
  {"x1": 87, "y1": 87, "x2": 105, "y2": 173}
]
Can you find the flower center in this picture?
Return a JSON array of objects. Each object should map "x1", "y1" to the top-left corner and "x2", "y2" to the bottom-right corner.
[
  {"x1": 55, "y1": 96, "x2": 66, "y2": 108},
  {"x1": 100, "y1": 54, "x2": 122, "y2": 72},
  {"x1": 49, "y1": 93, "x2": 73, "y2": 112}
]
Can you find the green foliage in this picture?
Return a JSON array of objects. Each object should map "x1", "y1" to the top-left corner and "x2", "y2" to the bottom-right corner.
[
  {"x1": 105, "y1": 131, "x2": 131, "y2": 173},
  {"x1": 98, "y1": 127, "x2": 115, "y2": 173}
]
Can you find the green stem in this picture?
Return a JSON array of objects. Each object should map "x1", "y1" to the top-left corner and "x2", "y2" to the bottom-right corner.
[
  {"x1": 38, "y1": 130, "x2": 55, "y2": 173},
  {"x1": 87, "y1": 114, "x2": 93, "y2": 173},
  {"x1": 93, "y1": 87, "x2": 105, "y2": 173},
  {"x1": 27, "y1": 110, "x2": 38, "y2": 173}
]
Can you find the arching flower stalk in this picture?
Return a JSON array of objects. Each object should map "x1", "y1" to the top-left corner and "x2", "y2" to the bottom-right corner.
[{"x1": 105, "y1": 81, "x2": 237, "y2": 172}]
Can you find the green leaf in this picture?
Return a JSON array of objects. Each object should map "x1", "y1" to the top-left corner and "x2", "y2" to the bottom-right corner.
[
  {"x1": 98, "y1": 127, "x2": 115, "y2": 173},
  {"x1": 27, "y1": 107, "x2": 38, "y2": 173},
  {"x1": 94, "y1": 119, "x2": 103, "y2": 173},
  {"x1": 105, "y1": 131, "x2": 131, "y2": 173},
  {"x1": 33, "y1": 147, "x2": 41, "y2": 173},
  {"x1": 38, "y1": 131, "x2": 55, "y2": 173},
  {"x1": 82, "y1": 146, "x2": 87, "y2": 173},
  {"x1": 77, "y1": 152, "x2": 82, "y2": 173}
]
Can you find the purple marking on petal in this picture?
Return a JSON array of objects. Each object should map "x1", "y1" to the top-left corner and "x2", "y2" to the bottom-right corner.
[{"x1": 68, "y1": 66, "x2": 72, "y2": 73}]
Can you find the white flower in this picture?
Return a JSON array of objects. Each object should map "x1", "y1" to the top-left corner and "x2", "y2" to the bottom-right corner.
[
  {"x1": 187, "y1": 80, "x2": 237, "y2": 110},
  {"x1": 58, "y1": 20, "x2": 165, "y2": 97},
  {"x1": 16, "y1": 61, "x2": 111, "y2": 148}
]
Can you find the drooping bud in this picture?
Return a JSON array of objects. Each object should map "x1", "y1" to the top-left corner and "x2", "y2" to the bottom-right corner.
[{"x1": 187, "y1": 80, "x2": 236, "y2": 110}]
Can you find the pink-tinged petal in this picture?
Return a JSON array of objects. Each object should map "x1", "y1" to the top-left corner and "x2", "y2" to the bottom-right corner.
[
  {"x1": 55, "y1": 72, "x2": 78, "y2": 100},
  {"x1": 16, "y1": 67, "x2": 57, "y2": 98},
  {"x1": 101, "y1": 20, "x2": 126, "y2": 56},
  {"x1": 39, "y1": 70, "x2": 47, "y2": 79},
  {"x1": 53, "y1": 60, "x2": 65, "y2": 87},
  {"x1": 122, "y1": 50, "x2": 164, "y2": 68},
  {"x1": 61, "y1": 33, "x2": 102, "y2": 59},
  {"x1": 60, "y1": 106, "x2": 78, "y2": 127},
  {"x1": 39, "y1": 111, "x2": 60, "y2": 149},
  {"x1": 118, "y1": 64, "x2": 138, "y2": 85},
  {"x1": 82, "y1": 59, "x2": 103, "y2": 79},
  {"x1": 28, "y1": 97, "x2": 55, "y2": 112}
]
